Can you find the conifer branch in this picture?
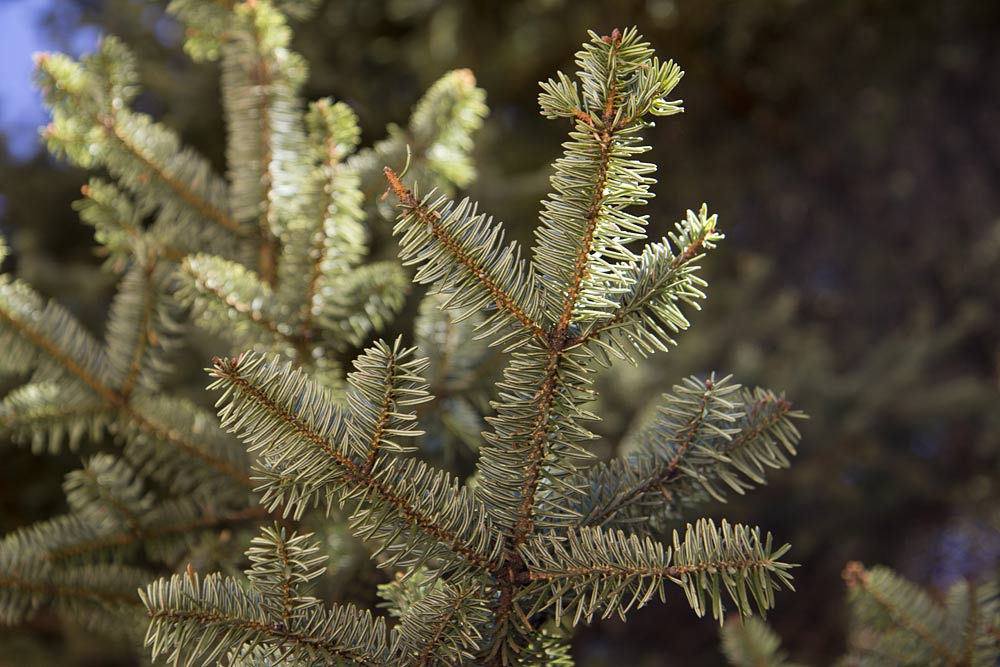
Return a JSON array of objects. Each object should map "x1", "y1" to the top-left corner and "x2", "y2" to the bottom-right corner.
[
  {"x1": 532, "y1": 28, "x2": 683, "y2": 325},
  {"x1": 519, "y1": 519, "x2": 793, "y2": 625},
  {"x1": 105, "y1": 260, "x2": 181, "y2": 398},
  {"x1": 315, "y1": 262, "x2": 410, "y2": 350},
  {"x1": 0, "y1": 289, "x2": 115, "y2": 403},
  {"x1": 385, "y1": 168, "x2": 547, "y2": 343},
  {"x1": 123, "y1": 407, "x2": 252, "y2": 486},
  {"x1": 0, "y1": 283, "x2": 252, "y2": 487},
  {"x1": 395, "y1": 583, "x2": 491, "y2": 667},
  {"x1": 0, "y1": 384, "x2": 115, "y2": 454},
  {"x1": 720, "y1": 615, "x2": 801, "y2": 667},
  {"x1": 65, "y1": 455, "x2": 148, "y2": 534},
  {"x1": 117, "y1": 264, "x2": 155, "y2": 399},
  {"x1": 221, "y1": 0, "x2": 306, "y2": 284},
  {"x1": 0, "y1": 572, "x2": 143, "y2": 609},
  {"x1": 25, "y1": 505, "x2": 269, "y2": 564},
  {"x1": 142, "y1": 573, "x2": 391, "y2": 667},
  {"x1": 475, "y1": 342, "x2": 597, "y2": 543},
  {"x1": 8, "y1": 17, "x2": 812, "y2": 667},
  {"x1": 577, "y1": 206, "x2": 723, "y2": 362},
  {"x1": 296, "y1": 98, "x2": 364, "y2": 343},
  {"x1": 209, "y1": 351, "x2": 505, "y2": 575},
  {"x1": 478, "y1": 27, "x2": 689, "y2": 548},
  {"x1": 103, "y1": 116, "x2": 243, "y2": 235},
  {"x1": 581, "y1": 380, "x2": 802, "y2": 532},
  {"x1": 0, "y1": 551, "x2": 151, "y2": 631},
  {"x1": 37, "y1": 41, "x2": 246, "y2": 260},
  {"x1": 342, "y1": 339, "x2": 431, "y2": 469},
  {"x1": 582, "y1": 377, "x2": 719, "y2": 527},
  {"x1": 723, "y1": 567, "x2": 999, "y2": 667},
  {"x1": 251, "y1": 50, "x2": 278, "y2": 286},
  {"x1": 843, "y1": 561, "x2": 959, "y2": 665},
  {"x1": 510, "y1": 346, "x2": 572, "y2": 544},
  {"x1": 75, "y1": 179, "x2": 186, "y2": 268},
  {"x1": 121, "y1": 394, "x2": 253, "y2": 492},
  {"x1": 245, "y1": 525, "x2": 328, "y2": 626},
  {"x1": 538, "y1": 34, "x2": 625, "y2": 330},
  {"x1": 177, "y1": 254, "x2": 293, "y2": 349},
  {"x1": 142, "y1": 527, "x2": 392, "y2": 667}
]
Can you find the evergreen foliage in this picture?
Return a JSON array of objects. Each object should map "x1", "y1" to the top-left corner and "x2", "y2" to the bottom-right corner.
[
  {"x1": 721, "y1": 562, "x2": 1000, "y2": 667},
  {"x1": 0, "y1": 5, "x2": 808, "y2": 665},
  {"x1": 1, "y1": 0, "x2": 484, "y2": 657}
]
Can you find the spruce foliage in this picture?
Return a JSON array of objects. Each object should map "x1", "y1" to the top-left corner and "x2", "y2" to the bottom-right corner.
[
  {"x1": 1, "y1": 0, "x2": 483, "y2": 655},
  {"x1": 721, "y1": 562, "x2": 1000, "y2": 667},
  {"x1": 1, "y1": 5, "x2": 806, "y2": 666}
]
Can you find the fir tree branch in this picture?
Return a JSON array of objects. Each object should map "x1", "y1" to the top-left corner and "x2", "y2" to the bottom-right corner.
[
  {"x1": 0, "y1": 556, "x2": 151, "y2": 629},
  {"x1": 315, "y1": 262, "x2": 410, "y2": 351},
  {"x1": 296, "y1": 98, "x2": 363, "y2": 345},
  {"x1": 37, "y1": 40, "x2": 245, "y2": 257},
  {"x1": 224, "y1": 6, "x2": 279, "y2": 283},
  {"x1": 475, "y1": 342, "x2": 598, "y2": 544},
  {"x1": 520, "y1": 556, "x2": 777, "y2": 582},
  {"x1": 67, "y1": 456, "x2": 146, "y2": 534},
  {"x1": 519, "y1": 520, "x2": 794, "y2": 625},
  {"x1": 581, "y1": 381, "x2": 801, "y2": 532},
  {"x1": 244, "y1": 525, "x2": 328, "y2": 626},
  {"x1": 143, "y1": 573, "x2": 391, "y2": 667},
  {"x1": 219, "y1": 1, "x2": 314, "y2": 286},
  {"x1": 359, "y1": 355, "x2": 395, "y2": 475},
  {"x1": 576, "y1": 207, "x2": 722, "y2": 361},
  {"x1": 0, "y1": 292, "x2": 252, "y2": 487},
  {"x1": 385, "y1": 168, "x2": 547, "y2": 342},
  {"x1": 394, "y1": 583, "x2": 490, "y2": 667},
  {"x1": 720, "y1": 615, "x2": 801, "y2": 667},
  {"x1": 75, "y1": 180, "x2": 187, "y2": 267},
  {"x1": 0, "y1": 387, "x2": 115, "y2": 454},
  {"x1": 0, "y1": 298, "x2": 115, "y2": 403},
  {"x1": 351, "y1": 68, "x2": 487, "y2": 209},
  {"x1": 121, "y1": 408, "x2": 251, "y2": 486},
  {"x1": 499, "y1": 27, "x2": 688, "y2": 545},
  {"x1": 250, "y1": 50, "x2": 279, "y2": 287},
  {"x1": 177, "y1": 254, "x2": 293, "y2": 348},
  {"x1": 210, "y1": 352, "x2": 505, "y2": 575},
  {"x1": 3, "y1": 403, "x2": 114, "y2": 435},
  {"x1": 101, "y1": 115, "x2": 243, "y2": 235},
  {"x1": 512, "y1": 346, "x2": 569, "y2": 544},
  {"x1": 551, "y1": 45, "x2": 619, "y2": 334},
  {"x1": 0, "y1": 573, "x2": 142, "y2": 608},
  {"x1": 39, "y1": 506, "x2": 268, "y2": 564},
  {"x1": 118, "y1": 263, "x2": 156, "y2": 399},
  {"x1": 104, "y1": 260, "x2": 182, "y2": 399},
  {"x1": 532, "y1": 28, "x2": 683, "y2": 326},
  {"x1": 843, "y1": 562, "x2": 959, "y2": 665},
  {"x1": 582, "y1": 378, "x2": 717, "y2": 527},
  {"x1": 11, "y1": 20, "x2": 811, "y2": 667}
]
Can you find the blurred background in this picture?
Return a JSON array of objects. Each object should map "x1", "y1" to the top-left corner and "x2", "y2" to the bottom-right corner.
[{"x1": 1, "y1": 0, "x2": 998, "y2": 665}]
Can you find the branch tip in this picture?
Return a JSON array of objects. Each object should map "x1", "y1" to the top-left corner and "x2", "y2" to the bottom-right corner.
[
  {"x1": 601, "y1": 28, "x2": 622, "y2": 45},
  {"x1": 842, "y1": 560, "x2": 867, "y2": 587},
  {"x1": 383, "y1": 167, "x2": 417, "y2": 207}
]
